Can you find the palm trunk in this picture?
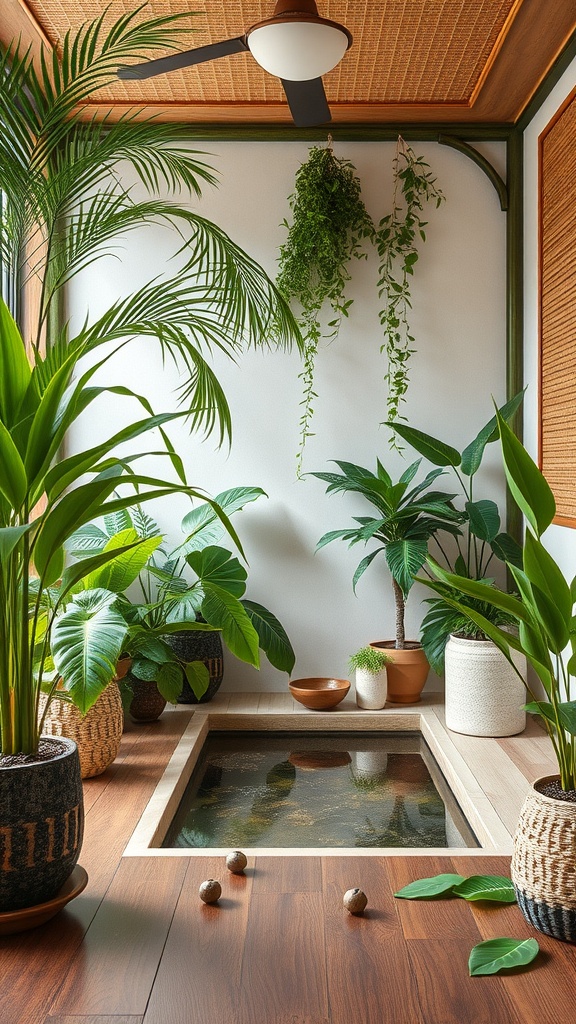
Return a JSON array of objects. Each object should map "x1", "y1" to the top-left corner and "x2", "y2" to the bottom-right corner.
[{"x1": 392, "y1": 578, "x2": 406, "y2": 649}]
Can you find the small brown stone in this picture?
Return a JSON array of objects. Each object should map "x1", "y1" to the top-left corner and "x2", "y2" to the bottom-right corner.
[
  {"x1": 226, "y1": 850, "x2": 248, "y2": 874},
  {"x1": 199, "y1": 879, "x2": 222, "y2": 904},
  {"x1": 343, "y1": 887, "x2": 368, "y2": 914}
]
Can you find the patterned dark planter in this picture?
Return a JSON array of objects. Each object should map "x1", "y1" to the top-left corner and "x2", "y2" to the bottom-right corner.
[
  {"x1": 164, "y1": 629, "x2": 224, "y2": 704},
  {"x1": 0, "y1": 737, "x2": 84, "y2": 912}
]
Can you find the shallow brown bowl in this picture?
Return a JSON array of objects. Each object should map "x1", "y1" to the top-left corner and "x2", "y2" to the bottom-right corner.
[{"x1": 289, "y1": 677, "x2": 351, "y2": 710}]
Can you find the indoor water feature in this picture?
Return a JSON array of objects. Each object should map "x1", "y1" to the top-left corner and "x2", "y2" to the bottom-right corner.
[{"x1": 162, "y1": 731, "x2": 478, "y2": 849}]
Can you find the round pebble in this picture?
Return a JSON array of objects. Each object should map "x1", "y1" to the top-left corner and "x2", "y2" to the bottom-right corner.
[
  {"x1": 343, "y1": 887, "x2": 368, "y2": 914},
  {"x1": 226, "y1": 850, "x2": 248, "y2": 874},
  {"x1": 199, "y1": 879, "x2": 222, "y2": 904}
]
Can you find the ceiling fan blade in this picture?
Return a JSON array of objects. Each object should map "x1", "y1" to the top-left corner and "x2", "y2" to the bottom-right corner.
[
  {"x1": 118, "y1": 36, "x2": 248, "y2": 81},
  {"x1": 281, "y1": 78, "x2": 331, "y2": 127}
]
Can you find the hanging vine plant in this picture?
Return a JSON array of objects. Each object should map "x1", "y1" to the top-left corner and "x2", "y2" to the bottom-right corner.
[
  {"x1": 276, "y1": 140, "x2": 374, "y2": 475},
  {"x1": 375, "y1": 137, "x2": 445, "y2": 443}
]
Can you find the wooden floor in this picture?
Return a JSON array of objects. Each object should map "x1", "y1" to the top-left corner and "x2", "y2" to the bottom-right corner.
[{"x1": 1, "y1": 708, "x2": 574, "y2": 1024}]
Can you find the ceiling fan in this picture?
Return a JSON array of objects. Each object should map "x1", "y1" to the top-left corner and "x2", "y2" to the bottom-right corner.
[{"x1": 117, "y1": 1, "x2": 353, "y2": 127}]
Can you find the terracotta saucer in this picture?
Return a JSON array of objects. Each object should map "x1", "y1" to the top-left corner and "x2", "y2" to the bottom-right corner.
[{"x1": 0, "y1": 865, "x2": 88, "y2": 935}]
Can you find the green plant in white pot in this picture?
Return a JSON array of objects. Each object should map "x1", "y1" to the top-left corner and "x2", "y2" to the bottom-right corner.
[
  {"x1": 310, "y1": 457, "x2": 462, "y2": 703},
  {"x1": 388, "y1": 393, "x2": 527, "y2": 737},
  {"x1": 425, "y1": 409, "x2": 576, "y2": 941},
  {"x1": 349, "y1": 646, "x2": 391, "y2": 710}
]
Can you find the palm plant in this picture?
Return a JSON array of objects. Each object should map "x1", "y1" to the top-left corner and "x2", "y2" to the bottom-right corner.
[
  {"x1": 0, "y1": 6, "x2": 300, "y2": 443},
  {"x1": 310, "y1": 459, "x2": 462, "y2": 647}
]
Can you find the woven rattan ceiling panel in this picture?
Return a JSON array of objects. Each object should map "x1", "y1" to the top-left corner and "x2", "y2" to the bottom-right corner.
[{"x1": 24, "y1": 0, "x2": 519, "y2": 106}]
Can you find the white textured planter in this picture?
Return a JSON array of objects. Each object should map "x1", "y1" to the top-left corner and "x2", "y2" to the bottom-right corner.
[
  {"x1": 444, "y1": 634, "x2": 526, "y2": 737},
  {"x1": 355, "y1": 668, "x2": 387, "y2": 710}
]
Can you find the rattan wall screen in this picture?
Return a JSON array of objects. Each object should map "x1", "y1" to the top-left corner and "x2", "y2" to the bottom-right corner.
[{"x1": 539, "y1": 88, "x2": 576, "y2": 527}]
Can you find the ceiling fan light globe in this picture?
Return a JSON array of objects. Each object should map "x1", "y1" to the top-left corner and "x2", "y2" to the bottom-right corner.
[{"x1": 247, "y1": 21, "x2": 349, "y2": 81}]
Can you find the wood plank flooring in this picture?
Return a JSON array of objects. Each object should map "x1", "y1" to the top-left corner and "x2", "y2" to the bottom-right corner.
[{"x1": 0, "y1": 704, "x2": 574, "y2": 1024}]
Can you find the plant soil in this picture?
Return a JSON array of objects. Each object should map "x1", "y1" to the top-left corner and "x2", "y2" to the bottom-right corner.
[
  {"x1": 0, "y1": 738, "x2": 69, "y2": 768},
  {"x1": 537, "y1": 778, "x2": 576, "y2": 804}
]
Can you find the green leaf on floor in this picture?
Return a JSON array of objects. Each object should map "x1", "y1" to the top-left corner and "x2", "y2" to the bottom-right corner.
[
  {"x1": 452, "y1": 875, "x2": 516, "y2": 903},
  {"x1": 394, "y1": 873, "x2": 465, "y2": 899},
  {"x1": 468, "y1": 937, "x2": 539, "y2": 976}
]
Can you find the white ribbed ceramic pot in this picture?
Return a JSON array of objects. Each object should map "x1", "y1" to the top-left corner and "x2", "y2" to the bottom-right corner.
[
  {"x1": 355, "y1": 668, "x2": 387, "y2": 710},
  {"x1": 444, "y1": 634, "x2": 526, "y2": 737}
]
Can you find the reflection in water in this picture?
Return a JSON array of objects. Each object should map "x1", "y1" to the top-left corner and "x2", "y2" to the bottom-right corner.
[{"x1": 162, "y1": 732, "x2": 478, "y2": 849}]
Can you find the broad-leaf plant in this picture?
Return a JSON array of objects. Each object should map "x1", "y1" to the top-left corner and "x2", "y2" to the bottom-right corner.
[{"x1": 425, "y1": 410, "x2": 576, "y2": 792}]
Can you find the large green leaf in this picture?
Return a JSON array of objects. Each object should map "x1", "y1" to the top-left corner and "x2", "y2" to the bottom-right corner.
[
  {"x1": 241, "y1": 599, "x2": 296, "y2": 674},
  {"x1": 186, "y1": 545, "x2": 247, "y2": 598},
  {"x1": 386, "y1": 538, "x2": 428, "y2": 596},
  {"x1": 468, "y1": 938, "x2": 539, "y2": 976},
  {"x1": 201, "y1": 582, "x2": 260, "y2": 666},
  {"x1": 156, "y1": 661, "x2": 185, "y2": 703},
  {"x1": 184, "y1": 661, "x2": 210, "y2": 700},
  {"x1": 460, "y1": 390, "x2": 524, "y2": 477},
  {"x1": 82, "y1": 529, "x2": 162, "y2": 594},
  {"x1": 497, "y1": 412, "x2": 556, "y2": 537},
  {"x1": 386, "y1": 423, "x2": 461, "y2": 467},
  {"x1": 451, "y1": 875, "x2": 516, "y2": 903},
  {"x1": 0, "y1": 420, "x2": 28, "y2": 509},
  {"x1": 0, "y1": 298, "x2": 31, "y2": 428},
  {"x1": 24, "y1": 350, "x2": 77, "y2": 486},
  {"x1": 465, "y1": 499, "x2": 500, "y2": 542},
  {"x1": 523, "y1": 531, "x2": 572, "y2": 625},
  {"x1": 525, "y1": 700, "x2": 576, "y2": 735},
  {"x1": 394, "y1": 874, "x2": 465, "y2": 899},
  {"x1": 490, "y1": 531, "x2": 523, "y2": 569},
  {"x1": 51, "y1": 588, "x2": 127, "y2": 714},
  {"x1": 0, "y1": 523, "x2": 34, "y2": 563},
  {"x1": 179, "y1": 486, "x2": 266, "y2": 552}
]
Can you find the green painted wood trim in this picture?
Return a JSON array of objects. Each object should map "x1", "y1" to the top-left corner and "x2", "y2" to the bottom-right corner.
[
  {"x1": 505, "y1": 127, "x2": 524, "y2": 545},
  {"x1": 176, "y1": 123, "x2": 513, "y2": 143},
  {"x1": 437, "y1": 134, "x2": 508, "y2": 210}
]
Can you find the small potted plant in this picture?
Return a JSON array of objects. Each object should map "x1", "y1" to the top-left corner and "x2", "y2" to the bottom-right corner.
[
  {"x1": 310, "y1": 457, "x2": 462, "y2": 703},
  {"x1": 349, "y1": 646, "x2": 391, "y2": 710},
  {"x1": 426, "y1": 409, "x2": 576, "y2": 942}
]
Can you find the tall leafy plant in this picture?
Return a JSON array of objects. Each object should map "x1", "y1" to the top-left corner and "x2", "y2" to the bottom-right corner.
[
  {"x1": 310, "y1": 458, "x2": 462, "y2": 647},
  {"x1": 426, "y1": 410, "x2": 576, "y2": 791},
  {"x1": 276, "y1": 142, "x2": 374, "y2": 474},
  {"x1": 0, "y1": 298, "x2": 235, "y2": 755},
  {"x1": 0, "y1": 6, "x2": 300, "y2": 443},
  {"x1": 387, "y1": 393, "x2": 524, "y2": 671}
]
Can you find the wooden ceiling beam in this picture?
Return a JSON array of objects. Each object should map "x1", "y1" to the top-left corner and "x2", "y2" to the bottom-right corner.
[{"x1": 0, "y1": 0, "x2": 49, "y2": 61}]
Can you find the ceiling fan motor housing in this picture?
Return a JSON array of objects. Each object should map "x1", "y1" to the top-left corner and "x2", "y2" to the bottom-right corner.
[{"x1": 246, "y1": 1, "x2": 352, "y2": 81}]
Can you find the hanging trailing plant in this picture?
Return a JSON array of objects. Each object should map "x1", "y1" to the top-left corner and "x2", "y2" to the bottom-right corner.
[
  {"x1": 276, "y1": 140, "x2": 374, "y2": 475},
  {"x1": 375, "y1": 137, "x2": 445, "y2": 443}
]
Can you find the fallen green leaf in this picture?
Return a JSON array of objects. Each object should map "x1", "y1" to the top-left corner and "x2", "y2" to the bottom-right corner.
[
  {"x1": 394, "y1": 873, "x2": 465, "y2": 899},
  {"x1": 469, "y1": 937, "x2": 539, "y2": 976},
  {"x1": 452, "y1": 875, "x2": 516, "y2": 903}
]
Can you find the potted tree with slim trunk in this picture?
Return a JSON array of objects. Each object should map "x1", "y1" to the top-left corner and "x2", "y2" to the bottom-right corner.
[
  {"x1": 310, "y1": 457, "x2": 462, "y2": 702},
  {"x1": 426, "y1": 409, "x2": 576, "y2": 942}
]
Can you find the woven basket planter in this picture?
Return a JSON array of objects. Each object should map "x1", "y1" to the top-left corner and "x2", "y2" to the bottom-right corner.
[
  {"x1": 512, "y1": 775, "x2": 576, "y2": 942},
  {"x1": 39, "y1": 682, "x2": 124, "y2": 779}
]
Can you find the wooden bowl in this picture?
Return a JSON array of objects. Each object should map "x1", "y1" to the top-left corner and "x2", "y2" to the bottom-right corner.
[{"x1": 289, "y1": 677, "x2": 351, "y2": 710}]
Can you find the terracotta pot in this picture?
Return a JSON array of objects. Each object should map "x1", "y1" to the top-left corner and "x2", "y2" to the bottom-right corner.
[
  {"x1": 512, "y1": 775, "x2": 576, "y2": 942},
  {"x1": 369, "y1": 641, "x2": 429, "y2": 704},
  {"x1": 0, "y1": 737, "x2": 84, "y2": 912}
]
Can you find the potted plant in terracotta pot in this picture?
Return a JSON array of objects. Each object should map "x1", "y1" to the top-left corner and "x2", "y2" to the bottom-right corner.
[
  {"x1": 388, "y1": 394, "x2": 528, "y2": 736},
  {"x1": 426, "y1": 409, "x2": 576, "y2": 942},
  {"x1": 310, "y1": 457, "x2": 463, "y2": 702}
]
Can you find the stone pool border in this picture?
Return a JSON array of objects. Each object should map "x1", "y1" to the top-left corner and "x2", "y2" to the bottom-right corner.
[{"x1": 123, "y1": 694, "x2": 521, "y2": 858}]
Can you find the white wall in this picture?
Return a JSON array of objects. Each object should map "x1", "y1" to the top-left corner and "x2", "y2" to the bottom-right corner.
[
  {"x1": 523, "y1": 57, "x2": 576, "y2": 579},
  {"x1": 69, "y1": 139, "x2": 508, "y2": 692}
]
